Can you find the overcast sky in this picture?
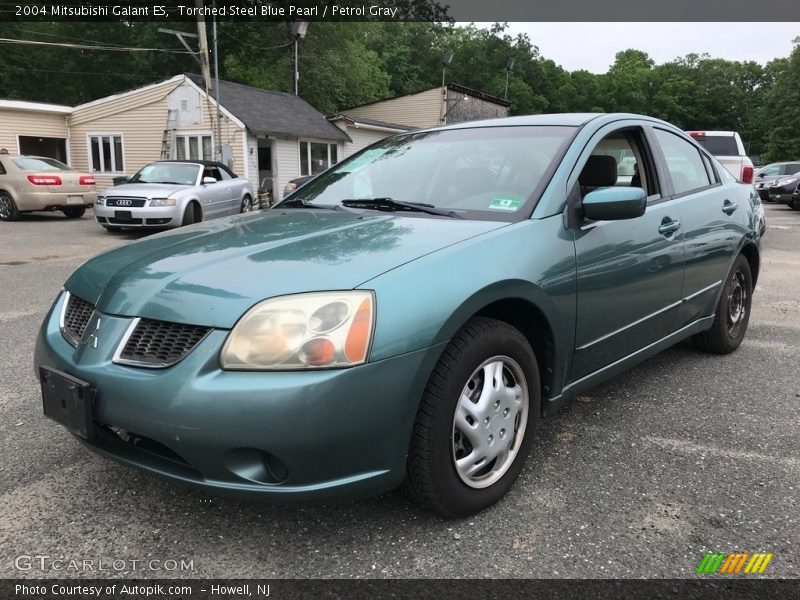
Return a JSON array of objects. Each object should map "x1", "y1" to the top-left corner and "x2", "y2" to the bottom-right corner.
[{"x1": 473, "y1": 23, "x2": 799, "y2": 73}]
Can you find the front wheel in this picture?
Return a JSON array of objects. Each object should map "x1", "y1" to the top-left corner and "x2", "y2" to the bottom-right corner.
[
  {"x1": 404, "y1": 317, "x2": 540, "y2": 517},
  {"x1": 693, "y1": 254, "x2": 753, "y2": 354},
  {"x1": 790, "y1": 197, "x2": 800, "y2": 210}
]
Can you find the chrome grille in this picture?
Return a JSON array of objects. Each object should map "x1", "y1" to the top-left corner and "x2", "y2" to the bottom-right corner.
[
  {"x1": 106, "y1": 197, "x2": 146, "y2": 208},
  {"x1": 60, "y1": 292, "x2": 94, "y2": 346},
  {"x1": 114, "y1": 318, "x2": 211, "y2": 368}
]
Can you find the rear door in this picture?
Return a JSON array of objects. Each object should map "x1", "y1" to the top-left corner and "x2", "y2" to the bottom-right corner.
[
  {"x1": 649, "y1": 127, "x2": 745, "y2": 329},
  {"x1": 569, "y1": 123, "x2": 685, "y2": 381}
]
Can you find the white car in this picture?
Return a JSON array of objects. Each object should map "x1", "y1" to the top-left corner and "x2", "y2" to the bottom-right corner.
[
  {"x1": 685, "y1": 131, "x2": 754, "y2": 184},
  {"x1": 94, "y1": 160, "x2": 254, "y2": 231}
]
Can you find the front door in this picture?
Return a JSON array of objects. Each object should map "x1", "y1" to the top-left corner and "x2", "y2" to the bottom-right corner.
[{"x1": 569, "y1": 126, "x2": 685, "y2": 381}]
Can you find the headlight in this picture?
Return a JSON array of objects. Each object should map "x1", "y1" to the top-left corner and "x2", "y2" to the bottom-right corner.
[
  {"x1": 96, "y1": 195, "x2": 105, "y2": 205},
  {"x1": 150, "y1": 197, "x2": 176, "y2": 207},
  {"x1": 220, "y1": 291, "x2": 375, "y2": 370},
  {"x1": 777, "y1": 177, "x2": 797, "y2": 187}
]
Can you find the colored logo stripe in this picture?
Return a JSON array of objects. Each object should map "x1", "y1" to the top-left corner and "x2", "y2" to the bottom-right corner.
[{"x1": 697, "y1": 552, "x2": 773, "y2": 574}]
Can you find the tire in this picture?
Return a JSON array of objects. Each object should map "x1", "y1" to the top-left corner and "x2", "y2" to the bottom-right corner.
[
  {"x1": 181, "y1": 202, "x2": 199, "y2": 226},
  {"x1": 692, "y1": 254, "x2": 753, "y2": 354},
  {"x1": 0, "y1": 191, "x2": 20, "y2": 221},
  {"x1": 240, "y1": 195, "x2": 253, "y2": 213},
  {"x1": 403, "y1": 317, "x2": 540, "y2": 517},
  {"x1": 62, "y1": 207, "x2": 86, "y2": 219},
  {"x1": 790, "y1": 197, "x2": 800, "y2": 211}
]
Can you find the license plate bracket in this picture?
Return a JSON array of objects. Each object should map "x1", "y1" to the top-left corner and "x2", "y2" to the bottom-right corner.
[
  {"x1": 115, "y1": 210, "x2": 132, "y2": 220},
  {"x1": 67, "y1": 195, "x2": 84, "y2": 205},
  {"x1": 40, "y1": 367, "x2": 95, "y2": 439}
]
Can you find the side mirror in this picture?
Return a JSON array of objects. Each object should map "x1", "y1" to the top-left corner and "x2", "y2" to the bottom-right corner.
[
  {"x1": 202, "y1": 176, "x2": 217, "y2": 185},
  {"x1": 757, "y1": 172, "x2": 765, "y2": 178},
  {"x1": 583, "y1": 187, "x2": 646, "y2": 221}
]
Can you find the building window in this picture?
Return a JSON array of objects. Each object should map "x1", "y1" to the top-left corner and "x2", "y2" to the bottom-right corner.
[
  {"x1": 299, "y1": 141, "x2": 338, "y2": 176},
  {"x1": 89, "y1": 135, "x2": 124, "y2": 173},
  {"x1": 175, "y1": 134, "x2": 213, "y2": 160}
]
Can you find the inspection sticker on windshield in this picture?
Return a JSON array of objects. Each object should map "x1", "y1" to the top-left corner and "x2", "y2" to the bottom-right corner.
[{"x1": 489, "y1": 196, "x2": 523, "y2": 211}]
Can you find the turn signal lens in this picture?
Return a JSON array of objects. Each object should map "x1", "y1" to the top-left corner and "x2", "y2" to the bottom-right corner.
[
  {"x1": 345, "y1": 298, "x2": 373, "y2": 363},
  {"x1": 220, "y1": 291, "x2": 375, "y2": 370}
]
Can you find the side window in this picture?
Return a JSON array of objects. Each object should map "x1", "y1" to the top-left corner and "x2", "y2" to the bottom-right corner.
[
  {"x1": 762, "y1": 165, "x2": 781, "y2": 176},
  {"x1": 653, "y1": 129, "x2": 711, "y2": 195},
  {"x1": 579, "y1": 128, "x2": 658, "y2": 199},
  {"x1": 0, "y1": 160, "x2": 6, "y2": 175},
  {"x1": 217, "y1": 167, "x2": 232, "y2": 181},
  {"x1": 783, "y1": 163, "x2": 800, "y2": 176},
  {"x1": 204, "y1": 167, "x2": 222, "y2": 181}
]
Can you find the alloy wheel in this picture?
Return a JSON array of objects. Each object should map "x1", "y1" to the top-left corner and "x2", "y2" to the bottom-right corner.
[{"x1": 727, "y1": 269, "x2": 747, "y2": 338}]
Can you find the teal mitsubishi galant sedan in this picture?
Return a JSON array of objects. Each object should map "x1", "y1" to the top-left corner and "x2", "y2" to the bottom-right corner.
[{"x1": 35, "y1": 114, "x2": 762, "y2": 516}]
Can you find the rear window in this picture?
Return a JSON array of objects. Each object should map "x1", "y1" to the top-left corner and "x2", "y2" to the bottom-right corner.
[
  {"x1": 12, "y1": 157, "x2": 73, "y2": 172},
  {"x1": 690, "y1": 135, "x2": 739, "y2": 157}
]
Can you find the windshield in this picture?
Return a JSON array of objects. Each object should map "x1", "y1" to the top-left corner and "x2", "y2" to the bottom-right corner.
[
  {"x1": 129, "y1": 163, "x2": 200, "y2": 185},
  {"x1": 279, "y1": 126, "x2": 575, "y2": 220},
  {"x1": 12, "y1": 157, "x2": 73, "y2": 172}
]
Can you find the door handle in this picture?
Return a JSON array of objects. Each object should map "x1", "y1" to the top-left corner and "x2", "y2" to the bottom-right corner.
[
  {"x1": 722, "y1": 200, "x2": 738, "y2": 215},
  {"x1": 658, "y1": 219, "x2": 681, "y2": 236}
]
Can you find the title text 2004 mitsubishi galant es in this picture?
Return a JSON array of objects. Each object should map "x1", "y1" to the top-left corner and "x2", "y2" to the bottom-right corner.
[{"x1": 35, "y1": 114, "x2": 761, "y2": 516}]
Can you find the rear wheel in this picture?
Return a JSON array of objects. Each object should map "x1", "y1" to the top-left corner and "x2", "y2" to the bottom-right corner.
[
  {"x1": 403, "y1": 317, "x2": 540, "y2": 517},
  {"x1": 0, "y1": 191, "x2": 20, "y2": 221},
  {"x1": 62, "y1": 207, "x2": 86, "y2": 219},
  {"x1": 240, "y1": 195, "x2": 253, "y2": 213},
  {"x1": 693, "y1": 254, "x2": 753, "y2": 354}
]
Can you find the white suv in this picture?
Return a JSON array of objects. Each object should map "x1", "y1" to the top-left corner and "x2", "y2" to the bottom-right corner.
[{"x1": 686, "y1": 131, "x2": 754, "y2": 184}]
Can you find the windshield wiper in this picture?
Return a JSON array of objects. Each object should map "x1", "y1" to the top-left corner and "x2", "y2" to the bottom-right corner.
[
  {"x1": 279, "y1": 198, "x2": 353, "y2": 212},
  {"x1": 341, "y1": 197, "x2": 461, "y2": 218}
]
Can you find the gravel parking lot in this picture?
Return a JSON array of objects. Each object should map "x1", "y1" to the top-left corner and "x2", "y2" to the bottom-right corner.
[{"x1": 0, "y1": 204, "x2": 798, "y2": 579}]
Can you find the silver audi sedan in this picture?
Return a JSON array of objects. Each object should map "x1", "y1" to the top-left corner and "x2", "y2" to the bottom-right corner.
[{"x1": 94, "y1": 160, "x2": 255, "y2": 231}]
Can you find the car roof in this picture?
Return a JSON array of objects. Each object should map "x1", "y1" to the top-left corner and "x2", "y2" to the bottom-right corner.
[{"x1": 157, "y1": 160, "x2": 226, "y2": 168}]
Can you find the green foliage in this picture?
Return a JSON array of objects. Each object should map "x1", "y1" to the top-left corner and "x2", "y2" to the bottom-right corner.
[{"x1": 0, "y1": 22, "x2": 798, "y2": 161}]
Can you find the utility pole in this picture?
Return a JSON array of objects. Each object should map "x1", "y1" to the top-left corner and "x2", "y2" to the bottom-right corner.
[
  {"x1": 440, "y1": 51, "x2": 453, "y2": 123},
  {"x1": 194, "y1": 0, "x2": 212, "y2": 92},
  {"x1": 504, "y1": 57, "x2": 515, "y2": 101},
  {"x1": 212, "y1": 2, "x2": 222, "y2": 162}
]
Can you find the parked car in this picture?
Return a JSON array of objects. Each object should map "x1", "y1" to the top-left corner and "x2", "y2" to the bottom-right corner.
[
  {"x1": 35, "y1": 113, "x2": 760, "y2": 516},
  {"x1": 768, "y1": 174, "x2": 800, "y2": 205},
  {"x1": 685, "y1": 131, "x2": 754, "y2": 184},
  {"x1": 93, "y1": 160, "x2": 254, "y2": 231},
  {"x1": 283, "y1": 174, "x2": 315, "y2": 199},
  {"x1": 753, "y1": 161, "x2": 800, "y2": 202},
  {"x1": 0, "y1": 155, "x2": 96, "y2": 221}
]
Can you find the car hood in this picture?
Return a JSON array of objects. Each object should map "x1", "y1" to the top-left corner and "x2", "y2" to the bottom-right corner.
[
  {"x1": 103, "y1": 183, "x2": 191, "y2": 197},
  {"x1": 66, "y1": 210, "x2": 508, "y2": 328}
]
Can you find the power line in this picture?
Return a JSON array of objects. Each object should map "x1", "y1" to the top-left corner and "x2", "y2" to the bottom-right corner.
[
  {"x1": 11, "y1": 27, "x2": 139, "y2": 48},
  {"x1": 218, "y1": 28, "x2": 293, "y2": 51},
  {"x1": 0, "y1": 37, "x2": 193, "y2": 53}
]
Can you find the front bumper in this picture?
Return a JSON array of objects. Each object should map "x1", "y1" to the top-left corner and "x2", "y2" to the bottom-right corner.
[
  {"x1": 94, "y1": 204, "x2": 181, "y2": 228},
  {"x1": 17, "y1": 190, "x2": 96, "y2": 211},
  {"x1": 34, "y1": 294, "x2": 442, "y2": 501}
]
